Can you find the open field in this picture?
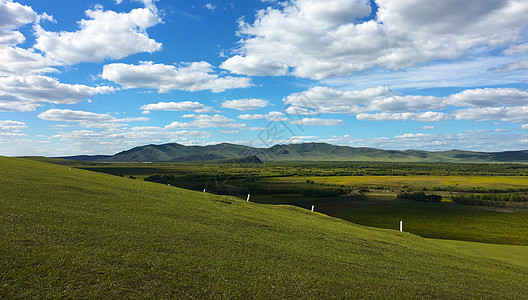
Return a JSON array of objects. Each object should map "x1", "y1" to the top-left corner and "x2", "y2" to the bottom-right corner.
[
  {"x1": 248, "y1": 193, "x2": 528, "y2": 245},
  {"x1": 49, "y1": 160, "x2": 528, "y2": 246},
  {"x1": 259, "y1": 175, "x2": 528, "y2": 191},
  {"x1": 2, "y1": 156, "x2": 528, "y2": 298}
]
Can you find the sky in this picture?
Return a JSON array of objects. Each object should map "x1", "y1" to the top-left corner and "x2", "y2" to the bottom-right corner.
[{"x1": 1, "y1": 0, "x2": 528, "y2": 156}]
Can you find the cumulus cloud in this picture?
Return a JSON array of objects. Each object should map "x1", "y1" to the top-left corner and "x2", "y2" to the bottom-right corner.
[
  {"x1": 286, "y1": 86, "x2": 392, "y2": 107},
  {"x1": 453, "y1": 106, "x2": 528, "y2": 123},
  {"x1": 283, "y1": 86, "x2": 393, "y2": 114},
  {"x1": 221, "y1": 0, "x2": 528, "y2": 79},
  {"x1": 283, "y1": 106, "x2": 319, "y2": 116},
  {"x1": 0, "y1": 0, "x2": 37, "y2": 46},
  {"x1": 446, "y1": 88, "x2": 528, "y2": 107},
  {"x1": 33, "y1": 5, "x2": 162, "y2": 64},
  {"x1": 204, "y1": 3, "x2": 216, "y2": 11},
  {"x1": 238, "y1": 114, "x2": 264, "y2": 120},
  {"x1": 396, "y1": 133, "x2": 430, "y2": 139},
  {"x1": 291, "y1": 118, "x2": 344, "y2": 126},
  {"x1": 102, "y1": 61, "x2": 252, "y2": 93},
  {"x1": 139, "y1": 101, "x2": 215, "y2": 113},
  {"x1": 323, "y1": 131, "x2": 528, "y2": 152},
  {"x1": 165, "y1": 114, "x2": 245, "y2": 129},
  {"x1": 0, "y1": 75, "x2": 115, "y2": 112},
  {"x1": 0, "y1": 47, "x2": 61, "y2": 76},
  {"x1": 221, "y1": 98, "x2": 269, "y2": 110},
  {"x1": 0, "y1": 119, "x2": 27, "y2": 137},
  {"x1": 281, "y1": 86, "x2": 528, "y2": 124},
  {"x1": 366, "y1": 95, "x2": 444, "y2": 112},
  {"x1": 420, "y1": 126, "x2": 435, "y2": 131},
  {"x1": 38, "y1": 109, "x2": 116, "y2": 122},
  {"x1": 357, "y1": 112, "x2": 450, "y2": 122},
  {"x1": 37, "y1": 109, "x2": 148, "y2": 130},
  {"x1": 219, "y1": 130, "x2": 238, "y2": 134},
  {"x1": 0, "y1": 119, "x2": 26, "y2": 131}
]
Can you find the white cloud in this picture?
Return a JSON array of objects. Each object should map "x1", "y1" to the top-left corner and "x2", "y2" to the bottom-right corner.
[
  {"x1": 357, "y1": 112, "x2": 450, "y2": 122},
  {"x1": 286, "y1": 86, "x2": 392, "y2": 107},
  {"x1": 323, "y1": 131, "x2": 528, "y2": 152},
  {"x1": 37, "y1": 109, "x2": 148, "y2": 128},
  {"x1": 33, "y1": 5, "x2": 161, "y2": 64},
  {"x1": 283, "y1": 106, "x2": 319, "y2": 116},
  {"x1": 165, "y1": 114, "x2": 244, "y2": 129},
  {"x1": 324, "y1": 55, "x2": 528, "y2": 90},
  {"x1": 503, "y1": 43, "x2": 528, "y2": 55},
  {"x1": 102, "y1": 61, "x2": 252, "y2": 93},
  {"x1": 447, "y1": 88, "x2": 528, "y2": 107},
  {"x1": 38, "y1": 109, "x2": 116, "y2": 122},
  {"x1": 522, "y1": 124, "x2": 528, "y2": 130},
  {"x1": 366, "y1": 95, "x2": 444, "y2": 112},
  {"x1": 219, "y1": 130, "x2": 238, "y2": 134},
  {"x1": 281, "y1": 87, "x2": 528, "y2": 124},
  {"x1": 291, "y1": 118, "x2": 344, "y2": 126},
  {"x1": 0, "y1": 0, "x2": 37, "y2": 46},
  {"x1": 139, "y1": 101, "x2": 215, "y2": 113},
  {"x1": 204, "y1": 3, "x2": 216, "y2": 11},
  {"x1": 219, "y1": 55, "x2": 289, "y2": 77},
  {"x1": 0, "y1": 120, "x2": 27, "y2": 136},
  {"x1": 0, "y1": 1, "x2": 36, "y2": 28},
  {"x1": 420, "y1": 126, "x2": 435, "y2": 131},
  {"x1": 221, "y1": 98, "x2": 269, "y2": 110},
  {"x1": 283, "y1": 86, "x2": 393, "y2": 115},
  {"x1": 396, "y1": 133, "x2": 430, "y2": 139},
  {"x1": 222, "y1": 0, "x2": 528, "y2": 79},
  {"x1": 0, "y1": 47, "x2": 61, "y2": 76},
  {"x1": 489, "y1": 59, "x2": 528, "y2": 73},
  {"x1": 0, "y1": 75, "x2": 115, "y2": 112},
  {"x1": 238, "y1": 114, "x2": 264, "y2": 120},
  {"x1": 453, "y1": 106, "x2": 528, "y2": 123},
  {"x1": 265, "y1": 111, "x2": 289, "y2": 121}
]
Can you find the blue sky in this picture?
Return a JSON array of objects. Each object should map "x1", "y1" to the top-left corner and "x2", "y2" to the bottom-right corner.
[{"x1": 1, "y1": 0, "x2": 528, "y2": 156}]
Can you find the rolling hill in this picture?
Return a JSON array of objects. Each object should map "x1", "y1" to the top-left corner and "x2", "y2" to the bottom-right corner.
[
  {"x1": 89, "y1": 142, "x2": 528, "y2": 163},
  {"x1": 1, "y1": 155, "x2": 528, "y2": 298}
]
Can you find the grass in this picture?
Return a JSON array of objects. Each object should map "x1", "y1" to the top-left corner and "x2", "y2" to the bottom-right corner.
[
  {"x1": 325, "y1": 197, "x2": 528, "y2": 246},
  {"x1": 261, "y1": 175, "x2": 528, "y2": 190},
  {"x1": 2, "y1": 156, "x2": 528, "y2": 298}
]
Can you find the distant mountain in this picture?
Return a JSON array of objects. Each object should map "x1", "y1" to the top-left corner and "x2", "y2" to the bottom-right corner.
[
  {"x1": 56, "y1": 155, "x2": 112, "y2": 161},
  {"x1": 90, "y1": 142, "x2": 528, "y2": 163}
]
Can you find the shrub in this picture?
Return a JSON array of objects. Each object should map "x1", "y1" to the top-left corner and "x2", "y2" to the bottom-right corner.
[{"x1": 397, "y1": 192, "x2": 442, "y2": 202}]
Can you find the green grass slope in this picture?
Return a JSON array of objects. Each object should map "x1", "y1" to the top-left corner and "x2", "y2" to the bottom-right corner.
[{"x1": 1, "y1": 156, "x2": 528, "y2": 299}]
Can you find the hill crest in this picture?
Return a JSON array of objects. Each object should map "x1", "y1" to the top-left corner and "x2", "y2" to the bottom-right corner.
[{"x1": 55, "y1": 142, "x2": 528, "y2": 163}]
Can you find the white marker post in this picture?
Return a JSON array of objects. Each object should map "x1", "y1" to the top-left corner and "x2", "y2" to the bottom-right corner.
[
  {"x1": 311, "y1": 205, "x2": 314, "y2": 212},
  {"x1": 399, "y1": 221, "x2": 403, "y2": 232},
  {"x1": 168, "y1": 184, "x2": 170, "y2": 186},
  {"x1": 247, "y1": 194, "x2": 250, "y2": 201},
  {"x1": 203, "y1": 188, "x2": 206, "y2": 193}
]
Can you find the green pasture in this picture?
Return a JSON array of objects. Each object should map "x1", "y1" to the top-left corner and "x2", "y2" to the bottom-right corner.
[
  {"x1": 2, "y1": 156, "x2": 528, "y2": 298},
  {"x1": 260, "y1": 175, "x2": 528, "y2": 190}
]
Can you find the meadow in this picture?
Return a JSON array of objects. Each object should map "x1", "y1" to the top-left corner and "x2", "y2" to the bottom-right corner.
[
  {"x1": 67, "y1": 161, "x2": 528, "y2": 246},
  {"x1": 2, "y1": 156, "x2": 528, "y2": 298}
]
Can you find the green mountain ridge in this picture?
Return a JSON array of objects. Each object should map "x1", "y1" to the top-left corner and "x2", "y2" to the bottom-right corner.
[{"x1": 91, "y1": 142, "x2": 528, "y2": 163}]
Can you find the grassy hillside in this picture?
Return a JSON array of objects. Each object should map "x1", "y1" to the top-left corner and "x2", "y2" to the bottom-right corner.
[{"x1": 1, "y1": 156, "x2": 528, "y2": 298}]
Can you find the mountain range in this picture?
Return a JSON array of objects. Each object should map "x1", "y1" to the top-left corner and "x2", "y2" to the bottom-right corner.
[{"x1": 56, "y1": 142, "x2": 528, "y2": 163}]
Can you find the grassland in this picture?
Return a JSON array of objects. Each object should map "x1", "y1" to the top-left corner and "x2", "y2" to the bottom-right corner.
[
  {"x1": 59, "y1": 161, "x2": 528, "y2": 246},
  {"x1": 274, "y1": 175, "x2": 528, "y2": 189},
  {"x1": 2, "y1": 156, "x2": 528, "y2": 298}
]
